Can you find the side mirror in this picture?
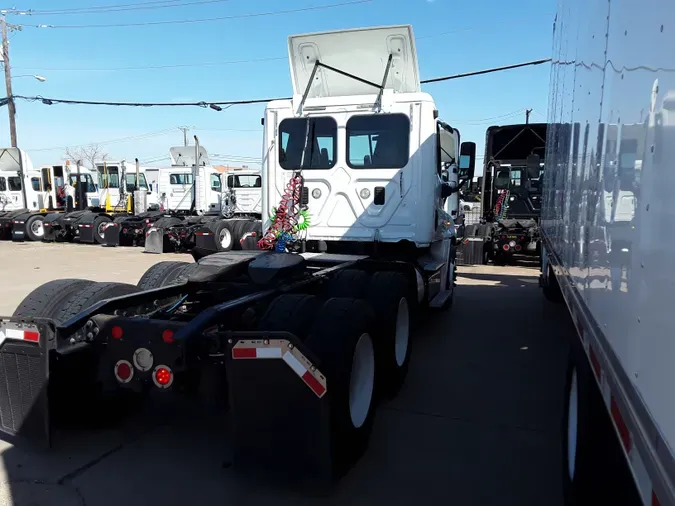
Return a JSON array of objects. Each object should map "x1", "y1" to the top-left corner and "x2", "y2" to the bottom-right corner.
[
  {"x1": 459, "y1": 142, "x2": 476, "y2": 180},
  {"x1": 494, "y1": 169, "x2": 511, "y2": 190},
  {"x1": 526, "y1": 154, "x2": 541, "y2": 179}
]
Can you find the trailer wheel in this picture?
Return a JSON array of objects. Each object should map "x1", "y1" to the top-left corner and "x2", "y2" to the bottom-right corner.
[
  {"x1": 137, "y1": 261, "x2": 190, "y2": 291},
  {"x1": 258, "y1": 293, "x2": 321, "y2": 340},
  {"x1": 24, "y1": 215, "x2": 45, "y2": 241},
  {"x1": 562, "y1": 342, "x2": 642, "y2": 505},
  {"x1": 365, "y1": 271, "x2": 411, "y2": 396},
  {"x1": 13, "y1": 278, "x2": 96, "y2": 319},
  {"x1": 93, "y1": 215, "x2": 112, "y2": 244},
  {"x1": 304, "y1": 297, "x2": 377, "y2": 476},
  {"x1": 322, "y1": 269, "x2": 369, "y2": 298}
]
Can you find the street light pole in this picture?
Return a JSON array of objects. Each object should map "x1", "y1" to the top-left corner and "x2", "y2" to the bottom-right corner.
[{"x1": 1, "y1": 15, "x2": 16, "y2": 147}]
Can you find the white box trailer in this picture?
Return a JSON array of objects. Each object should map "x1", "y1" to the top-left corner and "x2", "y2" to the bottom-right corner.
[{"x1": 539, "y1": 0, "x2": 675, "y2": 504}]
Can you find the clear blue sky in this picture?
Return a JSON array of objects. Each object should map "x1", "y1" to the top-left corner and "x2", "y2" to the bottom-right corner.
[{"x1": 2, "y1": 0, "x2": 554, "y2": 173}]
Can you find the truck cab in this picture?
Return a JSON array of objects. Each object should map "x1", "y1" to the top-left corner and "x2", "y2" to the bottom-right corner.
[
  {"x1": 95, "y1": 160, "x2": 158, "y2": 211},
  {"x1": 223, "y1": 168, "x2": 262, "y2": 218},
  {"x1": 157, "y1": 146, "x2": 223, "y2": 215},
  {"x1": 262, "y1": 25, "x2": 474, "y2": 258}
]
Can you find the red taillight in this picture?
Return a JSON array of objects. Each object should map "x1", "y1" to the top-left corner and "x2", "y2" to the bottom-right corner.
[
  {"x1": 114, "y1": 360, "x2": 133, "y2": 383},
  {"x1": 153, "y1": 365, "x2": 173, "y2": 388},
  {"x1": 111, "y1": 326, "x2": 124, "y2": 339},
  {"x1": 122, "y1": 227, "x2": 128, "y2": 233},
  {"x1": 503, "y1": 244, "x2": 510, "y2": 251},
  {"x1": 24, "y1": 331, "x2": 40, "y2": 342},
  {"x1": 515, "y1": 244, "x2": 522, "y2": 251},
  {"x1": 162, "y1": 329, "x2": 174, "y2": 343}
]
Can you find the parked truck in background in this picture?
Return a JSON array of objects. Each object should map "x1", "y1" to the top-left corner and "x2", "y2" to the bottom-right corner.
[
  {"x1": 480, "y1": 123, "x2": 546, "y2": 264},
  {"x1": 140, "y1": 140, "x2": 262, "y2": 256},
  {"x1": 540, "y1": 1, "x2": 674, "y2": 505},
  {"x1": 0, "y1": 149, "x2": 129, "y2": 243}
]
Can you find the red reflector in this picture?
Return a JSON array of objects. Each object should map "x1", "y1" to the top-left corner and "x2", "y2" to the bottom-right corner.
[
  {"x1": 515, "y1": 245, "x2": 522, "y2": 251},
  {"x1": 302, "y1": 370, "x2": 326, "y2": 397},
  {"x1": 122, "y1": 227, "x2": 128, "y2": 233},
  {"x1": 653, "y1": 491, "x2": 661, "y2": 506},
  {"x1": 154, "y1": 366, "x2": 172, "y2": 387},
  {"x1": 502, "y1": 244, "x2": 510, "y2": 251},
  {"x1": 611, "y1": 396, "x2": 632, "y2": 452},
  {"x1": 111, "y1": 326, "x2": 123, "y2": 339},
  {"x1": 23, "y1": 330, "x2": 39, "y2": 342},
  {"x1": 116, "y1": 361, "x2": 132, "y2": 381},
  {"x1": 162, "y1": 329, "x2": 174, "y2": 343},
  {"x1": 232, "y1": 348, "x2": 257, "y2": 359}
]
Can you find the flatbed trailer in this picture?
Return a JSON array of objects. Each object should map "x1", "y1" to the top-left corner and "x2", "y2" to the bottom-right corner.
[{"x1": 540, "y1": 0, "x2": 675, "y2": 505}]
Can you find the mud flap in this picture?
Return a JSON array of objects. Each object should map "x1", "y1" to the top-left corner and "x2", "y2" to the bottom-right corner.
[
  {"x1": 103, "y1": 222, "x2": 120, "y2": 246},
  {"x1": 42, "y1": 213, "x2": 62, "y2": 242},
  {"x1": 76, "y1": 213, "x2": 97, "y2": 243},
  {"x1": 225, "y1": 332, "x2": 332, "y2": 491},
  {"x1": 144, "y1": 226, "x2": 165, "y2": 254},
  {"x1": 10, "y1": 212, "x2": 32, "y2": 241},
  {"x1": 0, "y1": 319, "x2": 53, "y2": 448},
  {"x1": 0, "y1": 217, "x2": 12, "y2": 239},
  {"x1": 192, "y1": 227, "x2": 218, "y2": 260}
]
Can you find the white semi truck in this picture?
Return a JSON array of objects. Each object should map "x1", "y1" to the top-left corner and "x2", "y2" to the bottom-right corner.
[
  {"x1": 0, "y1": 25, "x2": 474, "y2": 490},
  {"x1": 539, "y1": 1, "x2": 675, "y2": 505}
]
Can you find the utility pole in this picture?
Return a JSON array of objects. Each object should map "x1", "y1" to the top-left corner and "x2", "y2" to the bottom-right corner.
[
  {"x1": 1, "y1": 15, "x2": 16, "y2": 147},
  {"x1": 525, "y1": 108, "x2": 532, "y2": 124},
  {"x1": 179, "y1": 126, "x2": 189, "y2": 146}
]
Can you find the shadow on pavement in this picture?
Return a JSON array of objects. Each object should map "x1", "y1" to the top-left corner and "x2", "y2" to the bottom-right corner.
[{"x1": 0, "y1": 267, "x2": 573, "y2": 506}]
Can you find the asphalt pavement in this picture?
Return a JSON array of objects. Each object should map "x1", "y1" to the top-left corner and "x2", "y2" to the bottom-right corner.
[{"x1": 0, "y1": 244, "x2": 571, "y2": 506}]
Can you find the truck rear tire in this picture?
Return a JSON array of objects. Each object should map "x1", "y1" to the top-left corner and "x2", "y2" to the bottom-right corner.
[
  {"x1": 50, "y1": 282, "x2": 144, "y2": 424},
  {"x1": 211, "y1": 220, "x2": 234, "y2": 252},
  {"x1": 137, "y1": 261, "x2": 190, "y2": 291},
  {"x1": 323, "y1": 269, "x2": 369, "y2": 299},
  {"x1": 13, "y1": 278, "x2": 96, "y2": 319},
  {"x1": 304, "y1": 297, "x2": 377, "y2": 477},
  {"x1": 258, "y1": 293, "x2": 321, "y2": 340},
  {"x1": 93, "y1": 215, "x2": 111, "y2": 244},
  {"x1": 24, "y1": 215, "x2": 45, "y2": 241},
  {"x1": 365, "y1": 271, "x2": 412, "y2": 397}
]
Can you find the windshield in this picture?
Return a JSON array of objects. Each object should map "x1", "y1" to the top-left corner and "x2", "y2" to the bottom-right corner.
[
  {"x1": 98, "y1": 166, "x2": 120, "y2": 188},
  {"x1": 125, "y1": 173, "x2": 148, "y2": 191},
  {"x1": 279, "y1": 117, "x2": 337, "y2": 170},
  {"x1": 69, "y1": 173, "x2": 97, "y2": 193},
  {"x1": 227, "y1": 174, "x2": 261, "y2": 188},
  {"x1": 346, "y1": 113, "x2": 410, "y2": 169}
]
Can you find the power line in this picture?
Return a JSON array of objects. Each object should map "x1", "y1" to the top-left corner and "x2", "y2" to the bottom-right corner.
[
  {"x1": 28, "y1": 0, "x2": 233, "y2": 15},
  {"x1": 420, "y1": 58, "x2": 551, "y2": 84},
  {"x1": 15, "y1": 56, "x2": 287, "y2": 73},
  {"x1": 26, "y1": 128, "x2": 179, "y2": 151},
  {"x1": 8, "y1": 58, "x2": 551, "y2": 111},
  {"x1": 26, "y1": 0, "x2": 187, "y2": 14},
  {"x1": 12, "y1": 16, "x2": 552, "y2": 72},
  {"x1": 19, "y1": 0, "x2": 372, "y2": 29}
]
